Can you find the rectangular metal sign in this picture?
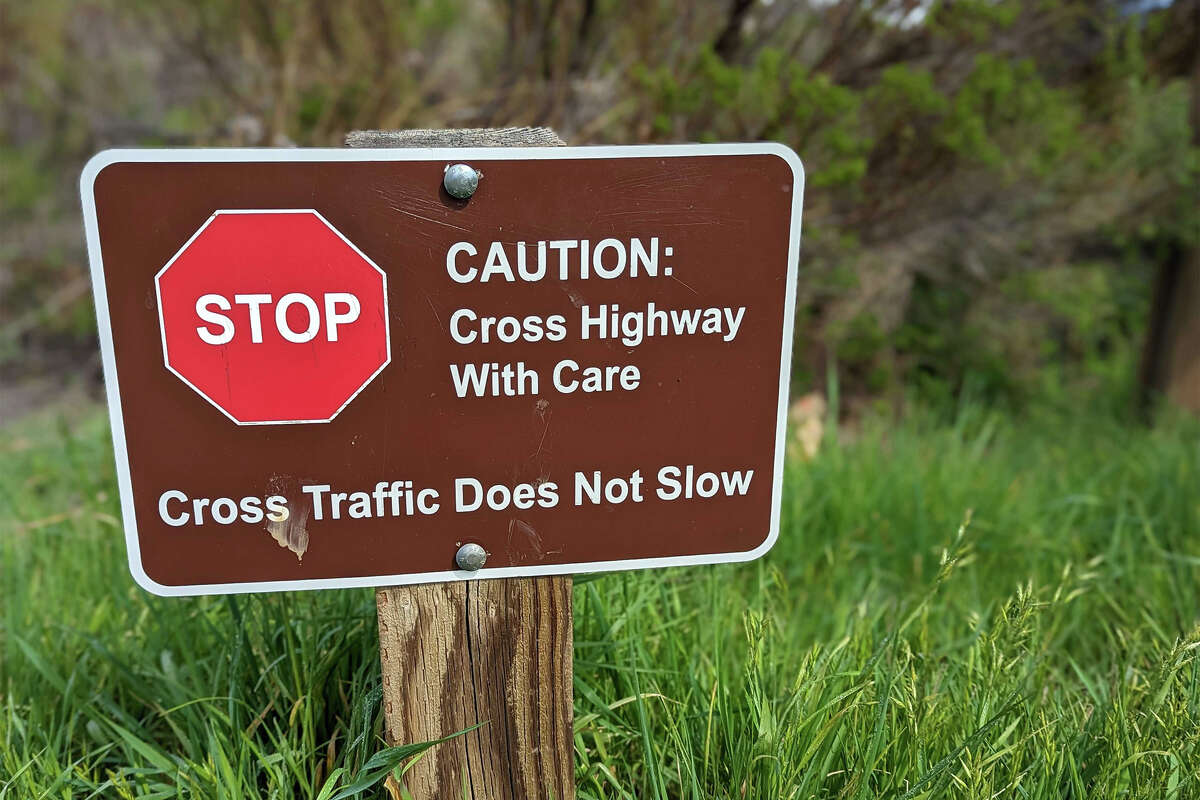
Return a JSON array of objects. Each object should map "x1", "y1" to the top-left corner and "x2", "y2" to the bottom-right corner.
[{"x1": 81, "y1": 144, "x2": 804, "y2": 595}]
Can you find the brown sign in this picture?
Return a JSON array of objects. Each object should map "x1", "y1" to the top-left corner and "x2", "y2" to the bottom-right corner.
[{"x1": 81, "y1": 145, "x2": 804, "y2": 595}]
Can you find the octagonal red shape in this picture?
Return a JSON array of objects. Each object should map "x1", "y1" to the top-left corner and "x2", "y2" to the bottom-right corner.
[{"x1": 155, "y1": 210, "x2": 390, "y2": 424}]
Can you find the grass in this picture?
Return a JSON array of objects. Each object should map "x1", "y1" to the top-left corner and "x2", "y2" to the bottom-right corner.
[{"x1": 2, "y1": 401, "x2": 1198, "y2": 798}]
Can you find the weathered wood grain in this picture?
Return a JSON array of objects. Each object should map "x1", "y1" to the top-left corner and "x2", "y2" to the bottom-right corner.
[
  {"x1": 349, "y1": 127, "x2": 575, "y2": 800},
  {"x1": 346, "y1": 127, "x2": 563, "y2": 148}
]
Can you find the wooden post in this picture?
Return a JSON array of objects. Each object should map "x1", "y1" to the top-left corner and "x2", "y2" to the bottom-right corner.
[{"x1": 347, "y1": 128, "x2": 575, "y2": 800}]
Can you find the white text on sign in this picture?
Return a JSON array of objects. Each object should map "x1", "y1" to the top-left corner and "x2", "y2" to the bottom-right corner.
[
  {"x1": 194, "y1": 292, "x2": 362, "y2": 344},
  {"x1": 444, "y1": 237, "x2": 750, "y2": 399},
  {"x1": 154, "y1": 463, "x2": 755, "y2": 527}
]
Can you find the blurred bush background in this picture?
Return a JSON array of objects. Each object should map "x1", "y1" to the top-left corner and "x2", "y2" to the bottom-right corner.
[{"x1": 2, "y1": 0, "x2": 1196, "y2": 421}]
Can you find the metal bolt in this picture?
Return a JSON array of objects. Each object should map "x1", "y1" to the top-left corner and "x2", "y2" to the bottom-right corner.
[
  {"x1": 443, "y1": 164, "x2": 480, "y2": 200},
  {"x1": 455, "y1": 542, "x2": 487, "y2": 571}
]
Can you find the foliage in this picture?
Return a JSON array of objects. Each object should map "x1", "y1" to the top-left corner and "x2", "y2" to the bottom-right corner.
[
  {"x1": 1, "y1": 0, "x2": 1195, "y2": 409},
  {"x1": 2, "y1": 402, "x2": 1199, "y2": 797}
]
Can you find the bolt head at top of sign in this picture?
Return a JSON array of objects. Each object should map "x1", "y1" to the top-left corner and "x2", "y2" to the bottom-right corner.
[{"x1": 154, "y1": 209, "x2": 390, "y2": 425}]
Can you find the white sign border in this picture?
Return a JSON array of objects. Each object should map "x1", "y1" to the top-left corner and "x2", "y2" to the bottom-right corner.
[{"x1": 80, "y1": 143, "x2": 805, "y2": 597}]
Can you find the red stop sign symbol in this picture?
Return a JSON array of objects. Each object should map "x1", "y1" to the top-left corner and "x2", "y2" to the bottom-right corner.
[{"x1": 155, "y1": 210, "x2": 390, "y2": 425}]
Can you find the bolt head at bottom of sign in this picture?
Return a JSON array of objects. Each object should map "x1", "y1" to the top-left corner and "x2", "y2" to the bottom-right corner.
[{"x1": 456, "y1": 542, "x2": 488, "y2": 571}]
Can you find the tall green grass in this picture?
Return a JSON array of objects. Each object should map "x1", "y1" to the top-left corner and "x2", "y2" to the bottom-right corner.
[{"x1": 2, "y1": 404, "x2": 1198, "y2": 798}]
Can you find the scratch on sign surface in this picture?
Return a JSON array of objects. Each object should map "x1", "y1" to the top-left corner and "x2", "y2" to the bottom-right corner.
[
  {"x1": 266, "y1": 475, "x2": 310, "y2": 561},
  {"x1": 508, "y1": 518, "x2": 545, "y2": 560}
]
